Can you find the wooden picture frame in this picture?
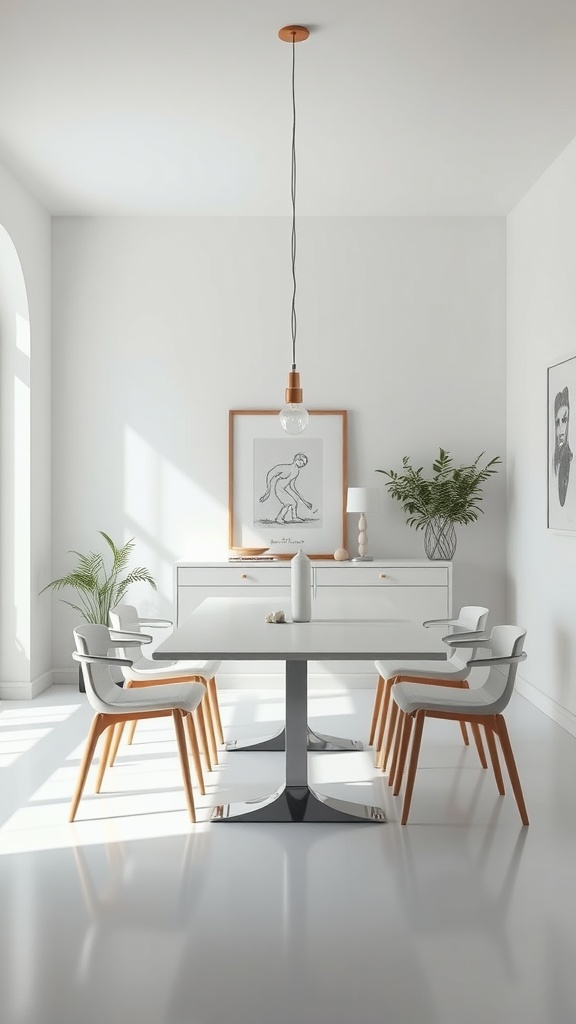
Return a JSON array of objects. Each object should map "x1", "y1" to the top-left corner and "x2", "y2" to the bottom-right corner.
[
  {"x1": 229, "y1": 410, "x2": 348, "y2": 558},
  {"x1": 548, "y1": 353, "x2": 576, "y2": 532}
]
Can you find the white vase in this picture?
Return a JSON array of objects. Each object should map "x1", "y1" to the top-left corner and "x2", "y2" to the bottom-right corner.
[{"x1": 291, "y1": 550, "x2": 311, "y2": 622}]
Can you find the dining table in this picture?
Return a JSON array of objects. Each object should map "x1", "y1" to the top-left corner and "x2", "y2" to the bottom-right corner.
[{"x1": 152, "y1": 596, "x2": 447, "y2": 823}]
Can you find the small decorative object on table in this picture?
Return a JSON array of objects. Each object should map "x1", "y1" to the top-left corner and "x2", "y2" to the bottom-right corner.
[
  {"x1": 265, "y1": 610, "x2": 286, "y2": 623},
  {"x1": 333, "y1": 547, "x2": 349, "y2": 561},
  {"x1": 291, "y1": 549, "x2": 311, "y2": 621},
  {"x1": 376, "y1": 449, "x2": 501, "y2": 559}
]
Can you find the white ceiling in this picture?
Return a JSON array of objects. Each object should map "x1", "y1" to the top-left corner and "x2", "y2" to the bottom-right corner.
[{"x1": 1, "y1": 0, "x2": 576, "y2": 217}]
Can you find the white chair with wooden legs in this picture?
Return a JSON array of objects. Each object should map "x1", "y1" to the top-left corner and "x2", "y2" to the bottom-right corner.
[
  {"x1": 108, "y1": 603, "x2": 223, "y2": 771},
  {"x1": 71, "y1": 624, "x2": 207, "y2": 823},
  {"x1": 370, "y1": 605, "x2": 489, "y2": 770},
  {"x1": 388, "y1": 624, "x2": 529, "y2": 825}
]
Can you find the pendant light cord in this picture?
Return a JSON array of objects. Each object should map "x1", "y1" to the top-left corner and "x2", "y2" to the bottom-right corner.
[{"x1": 290, "y1": 37, "x2": 297, "y2": 371}]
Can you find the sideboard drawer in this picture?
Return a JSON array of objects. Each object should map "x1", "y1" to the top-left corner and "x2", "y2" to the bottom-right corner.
[
  {"x1": 177, "y1": 567, "x2": 291, "y2": 587},
  {"x1": 314, "y1": 566, "x2": 448, "y2": 588}
]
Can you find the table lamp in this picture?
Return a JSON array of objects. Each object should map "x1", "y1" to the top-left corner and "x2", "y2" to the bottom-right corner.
[{"x1": 346, "y1": 487, "x2": 380, "y2": 561}]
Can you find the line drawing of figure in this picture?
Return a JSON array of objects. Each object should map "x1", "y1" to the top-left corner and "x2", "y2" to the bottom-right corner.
[
  {"x1": 553, "y1": 385, "x2": 573, "y2": 507},
  {"x1": 259, "y1": 452, "x2": 318, "y2": 523}
]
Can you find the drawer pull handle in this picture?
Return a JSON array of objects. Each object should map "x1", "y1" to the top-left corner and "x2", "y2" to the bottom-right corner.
[
  {"x1": 241, "y1": 574, "x2": 248, "y2": 580},
  {"x1": 379, "y1": 574, "x2": 387, "y2": 579}
]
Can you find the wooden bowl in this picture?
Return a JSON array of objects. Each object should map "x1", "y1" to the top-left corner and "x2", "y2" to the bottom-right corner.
[{"x1": 232, "y1": 547, "x2": 269, "y2": 556}]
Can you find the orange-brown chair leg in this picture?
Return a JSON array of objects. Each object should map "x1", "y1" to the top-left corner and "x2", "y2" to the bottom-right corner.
[
  {"x1": 459, "y1": 721, "x2": 470, "y2": 745},
  {"x1": 95, "y1": 724, "x2": 115, "y2": 793},
  {"x1": 401, "y1": 710, "x2": 426, "y2": 825},
  {"x1": 172, "y1": 710, "x2": 196, "y2": 823},
  {"x1": 185, "y1": 713, "x2": 205, "y2": 796},
  {"x1": 470, "y1": 722, "x2": 488, "y2": 769},
  {"x1": 126, "y1": 720, "x2": 138, "y2": 745},
  {"x1": 108, "y1": 722, "x2": 126, "y2": 767},
  {"x1": 393, "y1": 713, "x2": 414, "y2": 796},
  {"x1": 483, "y1": 722, "x2": 505, "y2": 795},
  {"x1": 388, "y1": 708, "x2": 407, "y2": 787},
  {"x1": 195, "y1": 702, "x2": 212, "y2": 771},
  {"x1": 207, "y1": 677, "x2": 224, "y2": 745},
  {"x1": 202, "y1": 691, "x2": 218, "y2": 766},
  {"x1": 381, "y1": 698, "x2": 399, "y2": 773},
  {"x1": 69, "y1": 714, "x2": 109, "y2": 822},
  {"x1": 369, "y1": 675, "x2": 385, "y2": 746},
  {"x1": 375, "y1": 679, "x2": 393, "y2": 766},
  {"x1": 493, "y1": 715, "x2": 529, "y2": 825}
]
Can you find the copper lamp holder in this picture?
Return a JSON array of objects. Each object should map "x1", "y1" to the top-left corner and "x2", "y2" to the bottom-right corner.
[{"x1": 285, "y1": 370, "x2": 303, "y2": 404}]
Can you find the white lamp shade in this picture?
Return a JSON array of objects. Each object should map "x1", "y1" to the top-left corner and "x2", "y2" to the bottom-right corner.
[{"x1": 346, "y1": 487, "x2": 380, "y2": 514}]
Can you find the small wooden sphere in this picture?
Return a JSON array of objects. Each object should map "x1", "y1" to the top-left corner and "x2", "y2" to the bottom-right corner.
[{"x1": 334, "y1": 548, "x2": 349, "y2": 561}]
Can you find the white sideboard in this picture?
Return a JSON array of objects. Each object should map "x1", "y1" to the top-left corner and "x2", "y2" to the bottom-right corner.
[{"x1": 175, "y1": 559, "x2": 452, "y2": 686}]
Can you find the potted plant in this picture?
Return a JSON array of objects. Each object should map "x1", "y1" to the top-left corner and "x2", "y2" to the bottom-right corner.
[
  {"x1": 41, "y1": 532, "x2": 156, "y2": 690},
  {"x1": 376, "y1": 449, "x2": 501, "y2": 559}
]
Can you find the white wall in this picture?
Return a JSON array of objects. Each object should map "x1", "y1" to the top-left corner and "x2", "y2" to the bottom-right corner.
[
  {"x1": 508, "y1": 137, "x2": 576, "y2": 735},
  {"x1": 51, "y1": 216, "x2": 506, "y2": 676},
  {"x1": 0, "y1": 162, "x2": 52, "y2": 697}
]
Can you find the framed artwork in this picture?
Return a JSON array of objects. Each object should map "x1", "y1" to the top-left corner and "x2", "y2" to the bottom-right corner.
[
  {"x1": 548, "y1": 354, "x2": 576, "y2": 532},
  {"x1": 229, "y1": 409, "x2": 348, "y2": 558}
]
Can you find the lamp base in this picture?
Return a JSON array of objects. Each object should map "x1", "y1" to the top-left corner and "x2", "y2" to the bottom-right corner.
[{"x1": 351, "y1": 555, "x2": 373, "y2": 562}]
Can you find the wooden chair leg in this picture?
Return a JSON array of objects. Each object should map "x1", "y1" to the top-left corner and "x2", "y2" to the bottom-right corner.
[
  {"x1": 207, "y1": 677, "x2": 224, "y2": 745},
  {"x1": 95, "y1": 724, "x2": 115, "y2": 793},
  {"x1": 470, "y1": 721, "x2": 488, "y2": 769},
  {"x1": 375, "y1": 679, "x2": 393, "y2": 766},
  {"x1": 393, "y1": 713, "x2": 414, "y2": 796},
  {"x1": 388, "y1": 708, "x2": 407, "y2": 787},
  {"x1": 172, "y1": 710, "x2": 196, "y2": 823},
  {"x1": 202, "y1": 690, "x2": 219, "y2": 766},
  {"x1": 483, "y1": 722, "x2": 505, "y2": 795},
  {"x1": 381, "y1": 698, "x2": 399, "y2": 773},
  {"x1": 69, "y1": 714, "x2": 109, "y2": 822},
  {"x1": 108, "y1": 722, "x2": 126, "y2": 767},
  {"x1": 493, "y1": 715, "x2": 529, "y2": 825},
  {"x1": 126, "y1": 720, "x2": 138, "y2": 745},
  {"x1": 369, "y1": 675, "x2": 385, "y2": 746},
  {"x1": 401, "y1": 710, "x2": 426, "y2": 825},
  {"x1": 459, "y1": 720, "x2": 470, "y2": 745},
  {"x1": 185, "y1": 713, "x2": 206, "y2": 796},
  {"x1": 195, "y1": 702, "x2": 212, "y2": 771}
]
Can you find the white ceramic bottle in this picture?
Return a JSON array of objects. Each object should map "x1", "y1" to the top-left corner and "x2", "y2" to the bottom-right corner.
[{"x1": 291, "y1": 549, "x2": 311, "y2": 622}]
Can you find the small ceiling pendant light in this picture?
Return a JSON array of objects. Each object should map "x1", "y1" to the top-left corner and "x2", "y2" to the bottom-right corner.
[{"x1": 278, "y1": 24, "x2": 310, "y2": 435}]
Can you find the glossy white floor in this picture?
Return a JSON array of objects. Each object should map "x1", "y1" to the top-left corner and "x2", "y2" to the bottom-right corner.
[{"x1": 0, "y1": 682, "x2": 575, "y2": 1024}]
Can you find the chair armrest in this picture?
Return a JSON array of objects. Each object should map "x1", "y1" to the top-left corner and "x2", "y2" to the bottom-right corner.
[
  {"x1": 138, "y1": 617, "x2": 173, "y2": 629},
  {"x1": 423, "y1": 617, "x2": 457, "y2": 628},
  {"x1": 108, "y1": 629, "x2": 153, "y2": 645},
  {"x1": 466, "y1": 652, "x2": 527, "y2": 667},
  {"x1": 73, "y1": 652, "x2": 134, "y2": 667},
  {"x1": 442, "y1": 631, "x2": 491, "y2": 646}
]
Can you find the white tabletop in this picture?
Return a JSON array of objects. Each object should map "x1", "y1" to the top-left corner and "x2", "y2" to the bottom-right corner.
[{"x1": 153, "y1": 597, "x2": 448, "y2": 663}]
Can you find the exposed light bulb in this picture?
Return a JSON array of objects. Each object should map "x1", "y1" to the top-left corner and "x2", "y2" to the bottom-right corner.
[{"x1": 279, "y1": 403, "x2": 309, "y2": 434}]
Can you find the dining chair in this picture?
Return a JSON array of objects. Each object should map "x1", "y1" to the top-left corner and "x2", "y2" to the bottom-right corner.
[
  {"x1": 370, "y1": 605, "x2": 489, "y2": 770},
  {"x1": 388, "y1": 624, "x2": 529, "y2": 825},
  {"x1": 71, "y1": 624, "x2": 207, "y2": 822},
  {"x1": 108, "y1": 603, "x2": 223, "y2": 770}
]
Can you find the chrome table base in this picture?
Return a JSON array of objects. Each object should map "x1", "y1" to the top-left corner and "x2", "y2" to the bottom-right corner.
[
  {"x1": 212, "y1": 785, "x2": 386, "y2": 823},
  {"x1": 214, "y1": 660, "x2": 385, "y2": 824},
  {"x1": 225, "y1": 726, "x2": 363, "y2": 753}
]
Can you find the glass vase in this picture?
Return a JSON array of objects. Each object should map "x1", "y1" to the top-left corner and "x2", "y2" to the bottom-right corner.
[{"x1": 424, "y1": 517, "x2": 457, "y2": 560}]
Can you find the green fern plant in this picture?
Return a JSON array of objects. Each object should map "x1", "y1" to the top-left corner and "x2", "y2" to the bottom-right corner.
[
  {"x1": 376, "y1": 449, "x2": 501, "y2": 530},
  {"x1": 41, "y1": 531, "x2": 156, "y2": 623}
]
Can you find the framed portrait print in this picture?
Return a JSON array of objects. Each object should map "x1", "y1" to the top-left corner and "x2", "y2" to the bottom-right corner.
[
  {"x1": 548, "y1": 354, "x2": 576, "y2": 532},
  {"x1": 229, "y1": 410, "x2": 348, "y2": 558}
]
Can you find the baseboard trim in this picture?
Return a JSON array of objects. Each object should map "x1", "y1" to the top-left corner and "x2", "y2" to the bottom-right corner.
[
  {"x1": 0, "y1": 670, "x2": 53, "y2": 700},
  {"x1": 516, "y1": 673, "x2": 576, "y2": 739}
]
